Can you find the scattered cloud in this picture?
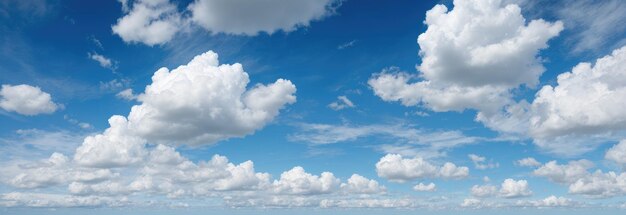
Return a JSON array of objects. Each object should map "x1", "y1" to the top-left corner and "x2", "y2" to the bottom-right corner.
[
  {"x1": 115, "y1": 88, "x2": 137, "y2": 101},
  {"x1": 413, "y1": 182, "x2": 436, "y2": 192},
  {"x1": 88, "y1": 52, "x2": 117, "y2": 71},
  {"x1": 337, "y1": 40, "x2": 356, "y2": 50},
  {"x1": 515, "y1": 157, "x2": 542, "y2": 167},
  {"x1": 375, "y1": 154, "x2": 469, "y2": 183},
  {"x1": 0, "y1": 84, "x2": 60, "y2": 115},
  {"x1": 468, "y1": 154, "x2": 499, "y2": 170},
  {"x1": 328, "y1": 95, "x2": 355, "y2": 110},
  {"x1": 290, "y1": 122, "x2": 480, "y2": 159}
]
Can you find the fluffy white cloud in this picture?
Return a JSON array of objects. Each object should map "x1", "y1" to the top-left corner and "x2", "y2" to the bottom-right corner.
[
  {"x1": 129, "y1": 51, "x2": 296, "y2": 145},
  {"x1": 375, "y1": 154, "x2": 469, "y2": 182},
  {"x1": 73, "y1": 116, "x2": 146, "y2": 168},
  {"x1": 272, "y1": 166, "x2": 339, "y2": 195},
  {"x1": 188, "y1": 0, "x2": 339, "y2": 35},
  {"x1": 112, "y1": 0, "x2": 184, "y2": 46},
  {"x1": 515, "y1": 157, "x2": 541, "y2": 167},
  {"x1": 471, "y1": 184, "x2": 497, "y2": 198},
  {"x1": 413, "y1": 182, "x2": 436, "y2": 192},
  {"x1": 340, "y1": 174, "x2": 386, "y2": 194},
  {"x1": 532, "y1": 159, "x2": 626, "y2": 198},
  {"x1": 499, "y1": 178, "x2": 532, "y2": 198},
  {"x1": 468, "y1": 154, "x2": 498, "y2": 170},
  {"x1": 533, "y1": 160, "x2": 594, "y2": 184},
  {"x1": 369, "y1": 0, "x2": 562, "y2": 113},
  {"x1": 0, "y1": 84, "x2": 60, "y2": 115},
  {"x1": 1, "y1": 153, "x2": 117, "y2": 189},
  {"x1": 567, "y1": 171, "x2": 626, "y2": 198},
  {"x1": 606, "y1": 140, "x2": 626, "y2": 166},
  {"x1": 328, "y1": 95, "x2": 355, "y2": 110},
  {"x1": 526, "y1": 46, "x2": 626, "y2": 154}
]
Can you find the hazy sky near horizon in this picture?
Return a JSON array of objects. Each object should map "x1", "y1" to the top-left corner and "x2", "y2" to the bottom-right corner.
[{"x1": 1, "y1": 0, "x2": 626, "y2": 214}]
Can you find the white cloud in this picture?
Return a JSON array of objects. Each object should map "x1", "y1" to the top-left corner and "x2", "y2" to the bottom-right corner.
[
  {"x1": 533, "y1": 160, "x2": 594, "y2": 184},
  {"x1": 116, "y1": 88, "x2": 137, "y2": 101},
  {"x1": 369, "y1": 0, "x2": 563, "y2": 114},
  {"x1": 499, "y1": 178, "x2": 532, "y2": 198},
  {"x1": 413, "y1": 182, "x2": 436, "y2": 192},
  {"x1": 112, "y1": 0, "x2": 184, "y2": 46},
  {"x1": 468, "y1": 154, "x2": 498, "y2": 170},
  {"x1": 375, "y1": 154, "x2": 469, "y2": 183},
  {"x1": 188, "y1": 0, "x2": 339, "y2": 35},
  {"x1": 533, "y1": 159, "x2": 626, "y2": 198},
  {"x1": 328, "y1": 95, "x2": 355, "y2": 110},
  {"x1": 88, "y1": 52, "x2": 116, "y2": 70},
  {"x1": 515, "y1": 195, "x2": 576, "y2": 207},
  {"x1": 515, "y1": 157, "x2": 541, "y2": 167},
  {"x1": 126, "y1": 51, "x2": 296, "y2": 145},
  {"x1": 556, "y1": 0, "x2": 626, "y2": 53},
  {"x1": 340, "y1": 174, "x2": 386, "y2": 194},
  {"x1": 606, "y1": 140, "x2": 626, "y2": 166},
  {"x1": 0, "y1": 192, "x2": 129, "y2": 207},
  {"x1": 272, "y1": 166, "x2": 340, "y2": 195},
  {"x1": 73, "y1": 116, "x2": 146, "y2": 168},
  {"x1": 568, "y1": 171, "x2": 626, "y2": 198},
  {"x1": 0, "y1": 84, "x2": 60, "y2": 116},
  {"x1": 526, "y1": 46, "x2": 626, "y2": 155},
  {"x1": 471, "y1": 184, "x2": 497, "y2": 198},
  {"x1": 290, "y1": 123, "x2": 479, "y2": 159}
]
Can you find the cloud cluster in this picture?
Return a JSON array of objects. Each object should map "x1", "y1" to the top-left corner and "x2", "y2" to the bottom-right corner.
[
  {"x1": 533, "y1": 158, "x2": 626, "y2": 198},
  {"x1": 470, "y1": 178, "x2": 532, "y2": 198},
  {"x1": 0, "y1": 84, "x2": 60, "y2": 116},
  {"x1": 369, "y1": 0, "x2": 562, "y2": 114},
  {"x1": 375, "y1": 154, "x2": 469, "y2": 183},
  {"x1": 113, "y1": 0, "x2": 340, "y2": 45}
]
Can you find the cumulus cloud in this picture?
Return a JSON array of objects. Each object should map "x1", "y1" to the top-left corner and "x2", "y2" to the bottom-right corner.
[
  {"x1": 272, "y1": 166, "x2": 339, "y2": 195},
  {"x1": 188, "y1": 0, "x2": 339, "y2": 35},
  {"x1": 413, "y1": 182, "x2": 436, "y2": 192},
  {"x1": 112, "y1": 0, "x2": 184, "y2": 46},
  {"x1": 471, "y1": 184, "x2": 498, "y2": 198},
  {"x1": 369, "y1": 0, "x2": 562, "y2": 114},
  {"x1": 533, "y1": 160, "x2": 594, "y2": 184},
  {"x1": 375, "y1": 154, "x2": 469, "y2": 182},
  {"x1": 340, "y1": 174, "x2": 386, "y2": 194},
  {"x1": 482, "y1": 45, "x2": 626, "y2": 156},
  {"x1": 112, "y1": 0, "x2": 341, "y2": 45},
  {"x1": 499, "y1": 179, "x2": 532, "y2": 198},
  {"x1": 0, "y1": 84, "x2": 60, "y2": 116},
  {"x1": 526, "y1": 46, "x2": 626, "y2": 154},
  {"x1": 606, "y1": 140, "x2": 626, "y2": 167},
  {"x1": 468, "y1": 154, "x2": 499, "y2": 170},
  {"x1": 328, "y1": 95, "x2": 355, "y2": 110},
  {"x1": 515, "y1": 157, "x2": 541, "y2": 167},
  {"x1": 532, "y1": 159, "x2": 626, "y2": 198},
  {"x1": 126, "y1": 51, "x2": 295, "y2": 145}
]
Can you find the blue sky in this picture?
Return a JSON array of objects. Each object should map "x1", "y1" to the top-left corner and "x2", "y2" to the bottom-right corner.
[{"x1": 1, "y1": 0, "x2": 626, "y2": 214}]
